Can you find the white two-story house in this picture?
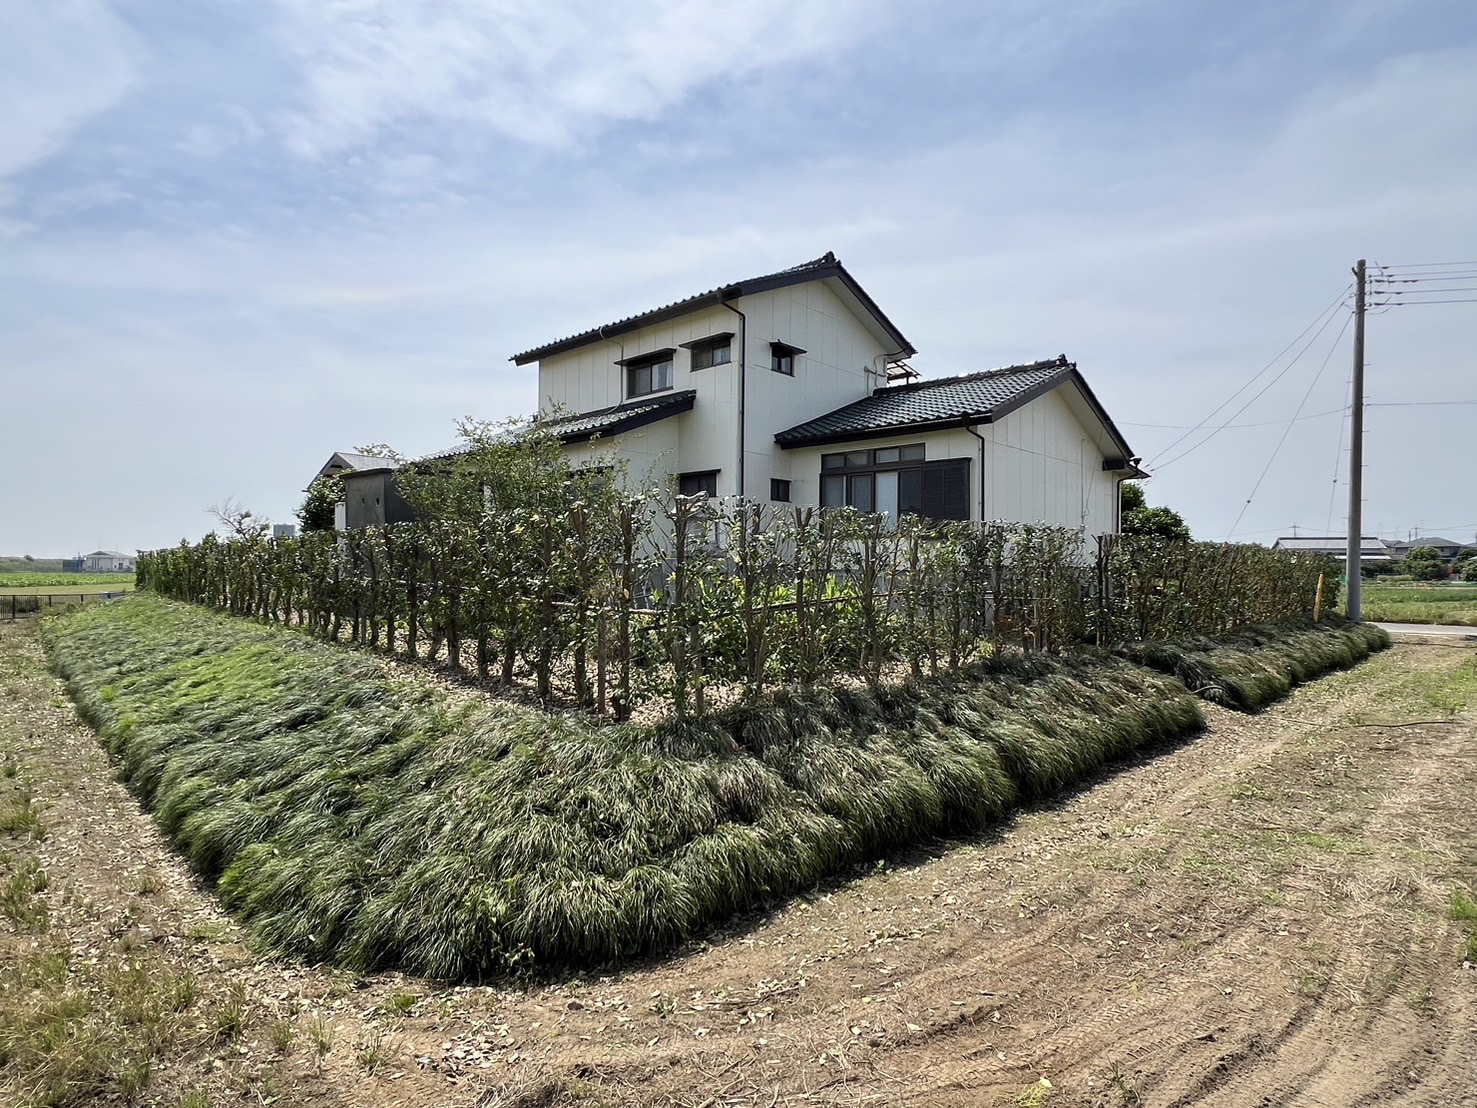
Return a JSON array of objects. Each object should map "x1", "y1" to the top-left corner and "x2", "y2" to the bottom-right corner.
[{"x1": 511, "y1": 251, "x2": 1142, "y2": 534}]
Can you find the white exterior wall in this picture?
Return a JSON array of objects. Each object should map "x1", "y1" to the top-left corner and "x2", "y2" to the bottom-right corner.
[
  {"x1": 976, "y1": 388, "x2": 1119, "y2": 537},
  {"x1": 535, "y1": 280, "x2": 892, "y2": 496},
  {"x1": 782, "y1": 389, "x2": 1121, "y2": 538}
]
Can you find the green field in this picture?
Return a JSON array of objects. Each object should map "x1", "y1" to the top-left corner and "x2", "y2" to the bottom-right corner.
[
  {"x1": 1359, "y1": 583, "x2": 1477, "y2": 626},
  {"x1": 0, "y1": 574, "x2": 135, "y2": 593}
]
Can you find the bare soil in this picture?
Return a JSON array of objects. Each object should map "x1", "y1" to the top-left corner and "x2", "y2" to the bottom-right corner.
[{"x1": 2, "y1": 621, "x2": 1474, "y2": 1107}]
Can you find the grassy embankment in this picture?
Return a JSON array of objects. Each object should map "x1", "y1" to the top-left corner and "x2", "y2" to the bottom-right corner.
[
  {"x1": 1114, "y1": 615, "x2": 1391, "y2": 712},
  {"x1": 1358, "y1": 583, "x2": 1477, "y2": 626},
  {"x1": 43, "y1": 595, "x2": 1387, "y2": 979}
]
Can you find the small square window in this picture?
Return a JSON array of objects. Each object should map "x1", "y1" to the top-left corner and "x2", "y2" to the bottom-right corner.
[
  {"x1": 874, "y1": 447, "x2": 900, "y2": 464},
  {"x1": 770, "y1": 478, "x2": 791, "y2": 502},
  {"x1": 900, "y1": 443, "x2": 926, "y2": 461},
  {"x1": 770, "y1": 341, "x2": 804, "y2": 375}
]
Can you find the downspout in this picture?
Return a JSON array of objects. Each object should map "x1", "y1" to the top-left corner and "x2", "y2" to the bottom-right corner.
[
  {"x1": 719, "y1": 298, "x2": 747, "y2": 498},
  {"x1": 963, "y1": 420, "x2": 987, "y2": 522}
]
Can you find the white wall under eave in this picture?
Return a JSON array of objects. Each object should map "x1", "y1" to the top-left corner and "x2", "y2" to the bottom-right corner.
[
  {"x1": 536, "y1": 279, "x2": 894, "y2": 498},
  {"x1": 976, "y1": 388, "x2": 1119, "y2": 538}
]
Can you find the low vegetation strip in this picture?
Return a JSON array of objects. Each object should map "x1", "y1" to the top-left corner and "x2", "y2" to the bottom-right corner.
[
  {"x1": 1113, "y1": 615, "x2": 1391, "y2": 711},
  {"x1": 46, "y1": 595, "x2": 1204, "y2": 979}
]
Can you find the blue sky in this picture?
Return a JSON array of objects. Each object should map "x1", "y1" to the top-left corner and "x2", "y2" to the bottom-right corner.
[{"x1": 4, "y1": 0, "x2": 1476, "y2": 554}]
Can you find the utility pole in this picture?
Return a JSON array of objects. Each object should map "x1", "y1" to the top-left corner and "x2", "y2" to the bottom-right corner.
[{"x1": 1346, "y1": 260, "x2": 1366, "y2": 622}]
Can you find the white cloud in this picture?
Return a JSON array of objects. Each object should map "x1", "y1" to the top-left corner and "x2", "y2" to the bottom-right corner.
[
  {"x1": 0, "y1": 1, "x2": 138, "y2": 182},
  {"x1": 270, "y1": 0, "x2": 885, "y2": 155}
]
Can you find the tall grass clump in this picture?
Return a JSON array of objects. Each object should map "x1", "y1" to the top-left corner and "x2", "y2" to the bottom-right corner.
[
  {"x1": 1113, "y1": 615, "x2": 1390, "y2": 711},
  {"x1": 45, "y1": 595, "x2": 1206, "y2": 979}
]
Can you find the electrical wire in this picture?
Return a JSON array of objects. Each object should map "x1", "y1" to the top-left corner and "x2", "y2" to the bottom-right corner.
[
  {"x1": 1226, "y1": 311, "x2": 1352, "y2": 540},
  {"x1": 1369, "y1": 400, "x2": 1477, "y2": 407},
  {"x1": 1119, "y1": 407, "x2": 1344, "y2": 430},
  {"x1": 1151, "y1": 289, "x2": 1350, "y2": 472},
  {"x1": 1324, "y1": 371, "x2": 1353, "y2": 534}
]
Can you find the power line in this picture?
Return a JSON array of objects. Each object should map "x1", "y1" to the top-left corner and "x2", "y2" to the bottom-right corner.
[
  {"x1": 1119, "y1": 406, "x2": 1344, "y2": 430},
  {"x1": 1152, "y1": 289, "x2": 1351, "y2": 472},
  {"x1": 1385, "y1": 298, "x2": 1477, "y2": 306},
  {"x1": 1325, "y1": 369, "x2": 1353, "y2": 533},
  {"x1": 1227, "y1": 310, "x2": 1352, "y2": 540},
  {"x1": 1369, "y1": 400, "x2": 1477, "y2": 407},
  {"x1": 1377, "y1": 259, "x2": 1477, "y2": 269}
]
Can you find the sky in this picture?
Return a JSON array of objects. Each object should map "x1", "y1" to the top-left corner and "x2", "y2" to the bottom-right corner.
[{"x1": 3, "y1": 0, "x2": 1476, "y2": 556}]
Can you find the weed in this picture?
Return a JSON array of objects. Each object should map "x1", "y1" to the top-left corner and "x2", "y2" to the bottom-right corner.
[
  {"x1": 1450, "y1": 890, "x2": 1477, "y2": 922},
  {"x1": 269, "y1": 1018, "x2": 295, "y2": 1054},
  {"x1": 1105, "y1": 1062, "x2": 1143, "y2": 1106},
  {"x1": 213, "y1": 982, "x2": 247, "y2": 1042},
  {"x1": 1016, "y1": 1077, "x2": 1054, "y2": 1107},
  {"x1": 0, "y1": 781, "x2": 46, "y2": 840},
  {"x1": 0, "y1": 939, "x2": 196, "y2": 1106},
  {"x1": 134, "y1": 871, "x2": 164, "y2": 896},
  {"x1": 355, "y1": 1024, "x2": 398, "y2": 1075},
  {"x1": 179, "y1": 1091, "x2": 210, "y2": 1108},
  {"x1": 1, "y1": 856, "x2": 50, "y2": 931},
  {"x1": 306, "y1": 1011, "x2": 334, "y2": 1065},
  {"x1": 382, "y1": 993, "x2": 419, "y2": 1017}
]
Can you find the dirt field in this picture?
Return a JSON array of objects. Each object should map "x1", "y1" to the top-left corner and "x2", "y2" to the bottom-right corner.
[{"x1": 2, "y1": 619, "x2": 1474, "y2": 1107}]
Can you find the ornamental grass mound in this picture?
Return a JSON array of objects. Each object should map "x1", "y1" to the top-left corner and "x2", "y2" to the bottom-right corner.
[
  {"x1": 1112, "y1": 615, "x2": 1391, "y2": 712},
  {"x1": 45, "y1": 595, "x2": 1208, "y2": 979}
]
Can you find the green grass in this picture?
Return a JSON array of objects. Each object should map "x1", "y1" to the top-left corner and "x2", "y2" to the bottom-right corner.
[
  {"x1": 44, "y1": 595, "x2": 1208, "y2": 979},
  {"x1": 1359, "y1": 583, "x2": 1477, "y2": 626},
  {"x1": 1113, "y1": 615, "x2": 1391, "y2": 711},
  {"x1": 0, "y1": 579, "x2": 134, "y2": 595}
]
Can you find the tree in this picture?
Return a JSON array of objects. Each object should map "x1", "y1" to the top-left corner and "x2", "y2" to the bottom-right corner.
[
  {"x1": 298, "y1": 474, "x2": 344, "y2": 533},
  {"x1": 1120, "y1": 482, "x2": 1190, "y2": 540},
  {"x1": 206, "y1": 497, "x2": 270, "y2": 540},
  {"x1": 1463, "y1": 558, "x2": 1477, "y2": 583},
  {"x1": 1402, "y1": 545, "x2": 1448, "y2": 581}
]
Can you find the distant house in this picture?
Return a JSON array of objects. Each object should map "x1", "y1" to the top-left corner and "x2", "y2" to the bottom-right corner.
[
  {"x1": 82, "y1": 550, "x2": 135, "y2": 573},
  {"x1": 510, "y1": 252, "x2": 1143, "y2": 533},
  {"x1": 1271, "y1": 536, "x2": 1391, "y2": 565},
  {"x1": 272, "y1": 524, "x2": 298, "y2": 540},
  {"x1": 1386, "y1": 536, "x2": 1468, "y2": 564}
]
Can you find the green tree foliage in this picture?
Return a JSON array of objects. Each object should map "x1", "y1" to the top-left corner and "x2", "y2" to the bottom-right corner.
[
  {"x1": 297, "y1": 474, "x2": 344, "y2": 533},
  {"x1": 1402, "y1": 545, "x2": 1449, "y2": 581},
  {"x1": 1462, "y1": 559, "x2": 1477, "y2": 582},
  {"x1": 1119, "y1": 481, "x2": 1191, "y2": 540},
  {"x1": 1123, "y1": 505, "x2": 1191, "y2": 541}
]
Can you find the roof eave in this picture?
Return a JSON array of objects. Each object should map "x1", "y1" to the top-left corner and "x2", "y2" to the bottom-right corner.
[
  {"x1": 511, "y1": 257, "x2": 915, "y2": 365},
  {"x1": 775, "y1": 412, "x2": 995, "y2": 450}
]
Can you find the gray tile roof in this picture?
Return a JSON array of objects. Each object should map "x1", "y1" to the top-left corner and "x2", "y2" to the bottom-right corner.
[
  {"x1": 775, "y1": 358, "x2": 1076, "y2": 447},
  {"x1": 319, "y1": 451, "x2": 400, "y2": 477},
  {"x1": 543, "y1": 389, "x2": 697, "y2": 444},
  {"x1": 1273, "y1": 536, "x2": 1389, "y2": 556},
  {"x1": 511, "y1": 252, "x2": 914, "y2": 365}
]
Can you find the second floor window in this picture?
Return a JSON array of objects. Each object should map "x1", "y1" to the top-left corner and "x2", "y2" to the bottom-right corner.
[
  {"x1": 771, "y1": 341, "x2": 804, "y2": 375},
  {"x1": 623, "y1": 350, "x2": 675, "y2": 397},
  {"x1": 685, "y1": 333, "x2": 733, "y2": 370}
]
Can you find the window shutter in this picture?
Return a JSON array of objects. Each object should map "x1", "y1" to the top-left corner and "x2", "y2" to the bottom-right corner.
[{"x1": 920, "y1": 459, "x2": 970, "y2": 521}]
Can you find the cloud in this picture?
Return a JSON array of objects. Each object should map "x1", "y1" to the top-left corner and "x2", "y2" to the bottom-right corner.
[
  {"x1": 270, "y1": 0, "x2": 885, "y2": 155},
  {"x1": 0, "y1": 1, "x2": 138, "y2": 183}
]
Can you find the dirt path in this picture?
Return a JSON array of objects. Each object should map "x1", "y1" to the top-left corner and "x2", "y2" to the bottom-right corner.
[{"x1": 2, "y1": 621, "x2": 1474, "y2": 1107}]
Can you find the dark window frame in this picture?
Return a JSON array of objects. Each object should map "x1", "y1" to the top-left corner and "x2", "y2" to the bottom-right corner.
[
  {"x1": 620, "y1": 349, "x2": 676, "y2": 398},
  {"x1": 817, "y1": 445, "x2": 969, "y2": 523},
  {"x1": 681, "y1": 332, "x2": 734, "y2": 371},
  {"x1": 770, "y1": 340, "x2": 805, "y2": 376},
  {"x1": 678, "y1": 470, "x2": 719, "y2": 498},
  {"x1": 770, "y1": 478, "x2": 791, "y2": 503}
]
